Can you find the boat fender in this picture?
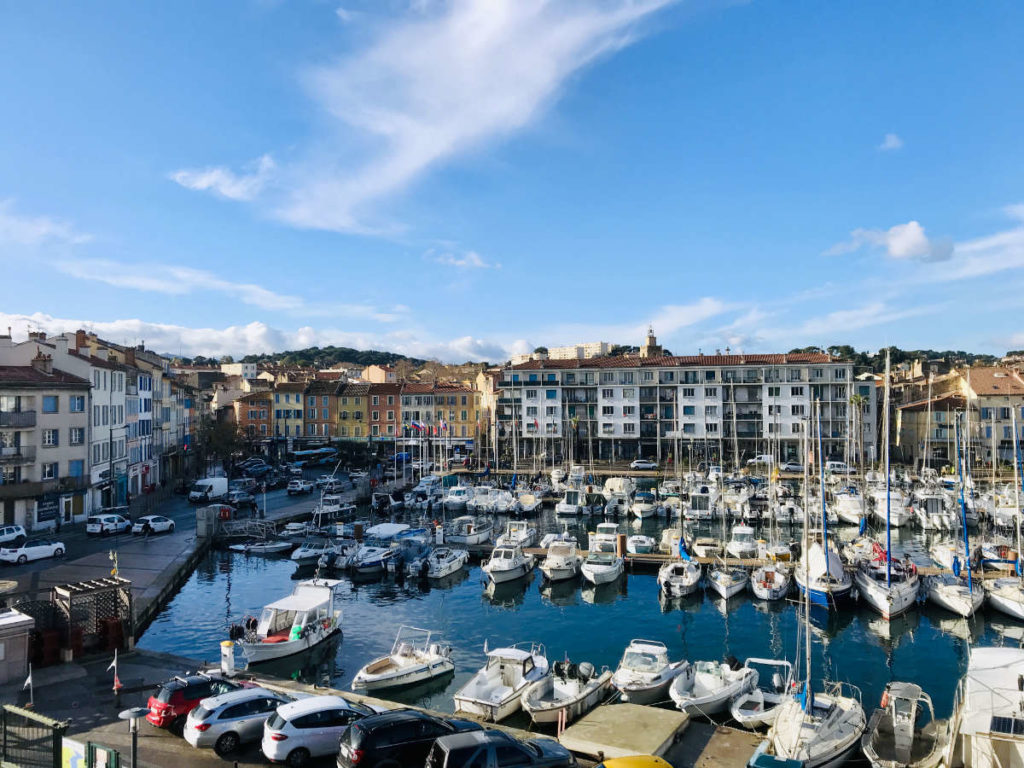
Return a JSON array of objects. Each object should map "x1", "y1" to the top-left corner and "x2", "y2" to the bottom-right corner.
[
  {"x1": 772, "y1": 672, "x2": 784, "y2": 693},
  {"x1": 881, "y1": 690, "x2": 890, "y2": 708},
  {"x1": 726, "y1": 655, "x2": 742, "y2": 671}
]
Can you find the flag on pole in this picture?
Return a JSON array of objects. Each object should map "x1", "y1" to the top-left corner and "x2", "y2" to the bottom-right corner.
[
  {"x1": 108, "y1": 648, "x2": 123, "y2": 691},
  {"x1": 22, "y1": 665, "x2": 32, "y2": 690}
]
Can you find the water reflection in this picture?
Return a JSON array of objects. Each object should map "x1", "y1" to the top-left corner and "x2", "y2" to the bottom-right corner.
[
  {"x1": 581, "y1": 578, "x2": 627, "y2": 605},
  {"x1": 539, "y1": 577, "x2": 581, "y2": 608},
  {"x1": 483, "y1": 571, "x2": 535, "y2": 607}
]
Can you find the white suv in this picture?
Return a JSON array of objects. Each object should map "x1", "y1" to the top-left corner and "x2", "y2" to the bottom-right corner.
[
  {"x1": 261, "y1": 695, "x2": 378, "y2": 767},
  {"x1": 0, "y1": 525, "x2": 27, "y2": 545}
]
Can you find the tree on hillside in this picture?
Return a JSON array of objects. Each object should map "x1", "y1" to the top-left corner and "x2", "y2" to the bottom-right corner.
[{"x1": 533, "y1": 346, "x2": 548, "y2": 355}]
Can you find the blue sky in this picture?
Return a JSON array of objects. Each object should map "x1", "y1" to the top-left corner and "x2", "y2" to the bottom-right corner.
[{"x1": 1, "y1": 0, "x2": 1022, "y2": 362}]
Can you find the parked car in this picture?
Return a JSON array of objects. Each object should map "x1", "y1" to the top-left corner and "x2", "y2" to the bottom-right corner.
[
  {"x1": 779, "y1": 461, "x2": 803, "y2": 473},
  {"x1": 86, "y1": 513, "x2": 131, "y2": 536},
  {"x1": 323, "y1": 479, "x2": 352, "y2": 493},
  {"x1": 336, "y1": 710, "x2": 482, "y2": 768},
  {"x1": 426, "y1": 730, "x2": 577, "y2": 768},
  {"x1": 189, "y1": 477, "x2": 229, "y2": 503},
  {"x1": 0, "y1": 538, "x2": 65, "y2": 564},
  {"x1": 231, "y1": 477, "x2": 258, "y2": 492},
  {"x1": 226, "y1": 490, "x2": 256, "y2": 509},
  {"x1": 262, "y1": 695, "x2": 380, "y2": 767},
  {"x1": 0, "y1": 525, "x2": 27, "y2": 546},
  {"x1": 131, "y1": 515, "x2": 175, "y2": 535},
  {"x1": 629, "y1": 458, "x2": 658, "y2": 471},
  {"x1": 183, "y1": 686, "x2": 292, "y2": 755},
  {"x1": 287, "y1": 479, "x2": 315, "y2": 495},
  {"x1": 245, "y1": 464, "x2": 273, "y2": 479},
  {"x1": 264, "y1": 472, "x2": 288, "y2": 490},
  {"x1": 826, "y1": 460, "x2": 853, "y2": 475},
  {"x1": 746, "y1": 454, "x2": 774, "y2": 466},
  {"x1": 146, "y1": 672, "x2": 253, "y2": 731}
]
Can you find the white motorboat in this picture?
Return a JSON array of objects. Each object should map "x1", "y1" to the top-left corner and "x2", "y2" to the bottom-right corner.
[
  {"x1": 855, "y1": 556, "x2": 921, "y2": 621},
  {"x1": 465, "y1": 485, "x2": 494, "y2": 513},
  {"x1": 658, "y1": 558, "x2": 702, "y2": 597},
  {"x1": 351, "y1": 626, "x2": 454, "y2": 691},
  {"x1": 861, "y1": 681, "x2": 946, "y2": 768},
  {"x1": 659, "y1": 528, "x2": 683, "y2": 554},
  {"x1": 550, "y1": 468, "x2": 566, "y2": 488},
  {"x1": 627, "y1": 534, "x2": 656, "y2": 554},
  {"x1": 693, "y1": 536, "x2": 723, "y2": 559},
  {"x1": 481, "y1": 545, "x2": 535, "y2": 583},
  {"x1": 514, "y1": 490, "x2": 541, "y2": 515},
  {"x1": 726, "y1": 524, "x2": 758, "y2": 559},
  {"x1": 706, "y1": 559, "x2": 749, "y2": 599},
  {"x1": 630, "y1": 491, "x2": 658, "y2": 519},
  {"x1": 912, "y1": 493, "x2": 954, "y2": 531},
  {"x1": 767, "y1": 682, "x2": 867, "y2": 767},
  {"x1": 729, "y1": 658, "x2": 794, "y2": 730},
  {"x1": 669, "y1": 657, "x2": 758, "y2": 716},
  {"x1": 228, "y1": 538, "x2": 293, "y2": 555},
  {"x1": 443, "y1": 485, "x2": 472, "y2": 511},
  {"x1": 723, "y1": 483, "x2": 752, "y2": 518},
  {"x1": 581, "y1": 551, "x2": 624, "y2": 585},
  {"x1": 485, "y1": 489, "x2": 516, "y2": 514},
  {"x1": 539, "y1": 540, "x2": 582, "y2": 582},
  {"x1": 611, "y1": 639, "x2": 690, "y2": 705},
  {"x1": 496, "y1": 520, "x2": 537, "y2": 548},
  {"x1": 539, "y1": 525, "x2": 574, "y2": 549},
  {"x1": 833, "y1": 488, "x2": 865, "y2": 526},
  {"x1": 659, "y1": 479, "x2": 683, "y2": 498},
  {"x1": 231, "y1": 579, "x2": 343, "y2": 664},
  {"x1": 603, "y1": 492, "x2": 630, "y2": 517},
  {"x1": 603, "y1": 476, "x2": 637, "y2": 501},
  {"x1": 774, "y1": 499, "x2": 803, "y2": 525},
  {"x1": 924, "y1": 573, "x2": 983, "y2": 617},
  {"x1": 929, "y1": 539, "x2": 962, "y2": 571},
  {"x1": 444, "y1": 515, "x2": 493, "y2": 546},
  {"x1": 588, "y1": 522, "x2": 620, "y2": 553},
  {"x1": 521, "y1": 659, "x2": 612, "y2": 725},
  {"x1": 350, "y1": 523, "x2": 409, "y2": 574},
  {"x1": 454, "y1": 642, "x2": 549, "y2": 722},
  {"x1": 985, "y1": 577, "x2": 1024, "y2": 620},
  {"x1": 751, "y1": 563, "x2": 792, "y2": 601},
  {"x1": 406, "y1": 546, "x2": 469, "y2": 579},
  {"x1": 871, "y1": 489, "x2": 912, "y2": 527},
  {"x1": 555, "y1": 488, "x2": 586, "y2": 517},
  {"x1": 686, "y1": 485, "x2": 719, "y2": 521},
  {"x1": 941, "y1": 646, "x2": 1024, "y2": 767}
]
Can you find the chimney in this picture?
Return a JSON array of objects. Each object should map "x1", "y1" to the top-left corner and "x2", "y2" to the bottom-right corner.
[
  {"x1": 27, "y1": 331, "x2": 47, "y2": 342},
  {"x1": 0, "y1": 327, "x2": 12, "y2": 349},
  {"x1": 125, "y1": 347, "x2": 136, "y2": 367},
  {"x1": 54, "y1": 336, "x2": 69, "y2": 356},
  {"x1": 31, "y1": 349, "x2": 53, "y2": 375},
  {"x1": 74, "y1": 329, "x2": 88, "y2": 353}
]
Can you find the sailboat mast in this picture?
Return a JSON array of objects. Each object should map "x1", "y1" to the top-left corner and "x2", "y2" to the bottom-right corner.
[
  {"x1": 816, "y1": 400, "x2": 831, "y2": 596},
  {"x1": 955, "y1": 415, "x2": 973, "y2": 594},
  {"x1": 802, "y1": 413, "x2": 813, "y2": 716},
  {"x1": 884, "y1": 350, "x2": 892, "y2": 587},
  {"x1": 924, "y1": 372, "x2": 932, "y2": 474},
  {"x1": 1012, "y1": 409, "x2": 1023, "y2": 581}
]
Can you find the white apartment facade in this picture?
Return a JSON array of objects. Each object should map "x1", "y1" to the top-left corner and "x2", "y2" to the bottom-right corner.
[{"x1": 494, "y1": 353, "x2": 874, "y2": 467}]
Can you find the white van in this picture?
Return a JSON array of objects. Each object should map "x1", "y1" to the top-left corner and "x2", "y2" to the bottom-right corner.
[
  {"x1": 189, "y1": 477, "x2": 229, "y2": 503},
  {"x1": 825, "y1": 461, "x2": 853, "y2": 475}
]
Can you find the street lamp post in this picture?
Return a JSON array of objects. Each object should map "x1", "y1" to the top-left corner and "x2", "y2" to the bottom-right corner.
[{"x1": 118, "y1": 706, "x2": 149, "y2": 767}]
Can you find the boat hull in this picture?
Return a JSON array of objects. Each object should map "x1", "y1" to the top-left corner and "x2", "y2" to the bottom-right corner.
[
  {"x1": 485, "y1": 561, "x2": 532, "y2": 584},
  {"x1": 241, "y1": 626, "x2": 340, "y2": 664},
  {"x1": 353, "y1": 659, "x2": 454, "y2": 691},
  {"x1": 582, "y1": 563, "x2": 622, "y2": 585},
  {"x1": 540, "y1": 563, "x2": 580, "y2": 582},
  {"x1": 522, "y1": 672, "x2": 613, "y2": 724}
]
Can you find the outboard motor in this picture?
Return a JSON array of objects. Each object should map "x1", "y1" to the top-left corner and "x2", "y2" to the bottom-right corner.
[
  {"x1": 552, "y1": 661, "x2": 565, "y2": 678},
  {"x1": 772, "y1": 671, "x2": 785, "y2": 693},
  {"x1": 725, "y1": 655, "x2": 742, "y2": 671},
  {"x1": 228, "y1": 624, "x2": 245, "y2": 641},
  {"x1": 577, "y1": 662, "x2": 595, "y2": 683}
]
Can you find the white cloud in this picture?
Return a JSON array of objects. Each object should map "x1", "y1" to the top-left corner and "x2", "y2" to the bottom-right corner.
[
  {"x1": 878, "y1": 133, "x2": 903, "y2": 151},
  {"x1": 335, "y1": 6, "x2": 355, "y2": 22},
  {"x1": 0, "y1": 200, "x2": 91, "y2": 246},
  {"x1": 52, "y1": 258, "x2": 400, "y2": 322},
  {"x1": 825, "y1": 219, "x2": 954, "y2": 262},
  {"x1": 240, "y1": 0, "x2": 675, "y2": 231},
  {"x1": 543, "y1": 297, "x2": 731, "y2": 348},
  {"x1": 0, "y1": 311, "x2": 514, "y2": 363},
  {"x1": 1003, "y1": 202, "x2": 1024, "y2": 222},
  {"x1": 169, "y1": 154, "x2": 275, "y2": 201},
  {"x1": 430, "y1": 249, "x2": 500, "y2": 269}
]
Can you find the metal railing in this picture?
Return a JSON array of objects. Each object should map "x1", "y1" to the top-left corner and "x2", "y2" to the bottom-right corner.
[
  {"x1": 0, "y1": 410, "x2": 36, "y2": 428},
  {"x1": 0, "y1": 446, "x2": 35, "y2": 464}
]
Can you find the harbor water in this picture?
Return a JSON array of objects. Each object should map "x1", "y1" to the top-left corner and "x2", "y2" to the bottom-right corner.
[{"x1": 138, "y1": 506, "x2": 1014, "y2": 725}]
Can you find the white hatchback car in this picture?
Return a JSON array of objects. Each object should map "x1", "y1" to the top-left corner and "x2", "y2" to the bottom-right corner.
[
  {"x1": 184, "y1": 687, "x2": 291, "y2": 756},
  {"x1": 261, "y1": 695, "x2": 380, "y2": 767},
  {"x1": 0, "y1": 538, "x2": 65, "y2": 564},
  {"x1": 131, "y1": 515, "x2": 175, "y2": 535},
  {"x1": 86, "y1": 513, "x2": 131, "y2": 536},
  {"x1": 0, "y1": 525, "x2": 27, "y2": 545}
]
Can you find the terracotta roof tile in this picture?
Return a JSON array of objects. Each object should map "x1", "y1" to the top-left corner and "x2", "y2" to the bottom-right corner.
[
  {"x1": 508, "y1": 352, "x2": 834, "y2": 371},
  {"x1": 966, "y1": 368, "x2": 1024, "y2": 396},
  {"x1": 0, "y1": 366, "x2": 90, "y2": 388}
]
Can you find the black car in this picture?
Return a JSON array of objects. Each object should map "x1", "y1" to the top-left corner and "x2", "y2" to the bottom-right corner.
[
  {"x1": 336, "y1": 709, "x2": 481, "y2": 768},
  {"x1": 426, "y1": 731, "x2": 577, "y2": 768}
]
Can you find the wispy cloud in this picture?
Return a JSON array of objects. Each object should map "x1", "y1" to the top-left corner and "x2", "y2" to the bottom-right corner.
[
  {"x1": 878, "y1": 132, "x2": 903, "y2": 151},
  {"x1": 0, "y1": 200, "x2": 91, "y2": 246},
  {"x1": 52, "y1": 258, "x2": 401, "y2": 322},
  {"x1": 335, "y1": 6, "x2": 356, "y2": 23},
  {"x1": 169, "y1": 154, "x2": 275, "y2": 201},
  {"x1": 174, "y1": 0, "x2": 675, "y2": 232},
  {"x1": 825, "y1": 220, "x2": 954, "y2": 262},
  {"x1": 429, "y1": 248, "x2": 500, "y2": 269}
]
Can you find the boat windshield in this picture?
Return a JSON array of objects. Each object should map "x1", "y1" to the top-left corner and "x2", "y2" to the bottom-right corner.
[
  {"x1": 692, "y1": 496, "x2": 710, "y2": 510},
  {"x1": 622, "y1": 649, "x2": 667, "y2": 672},
  {"x1": 735, "y1": 531, "x2": 754, "y2": 543},
  {"x1": 549, "y1": 543, "x2": 573, "y2": 557}
]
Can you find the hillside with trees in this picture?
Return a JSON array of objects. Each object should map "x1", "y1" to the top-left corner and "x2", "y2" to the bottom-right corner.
[{"x1": 789, "y1": 345, "x2": 1001, "y2": 371}]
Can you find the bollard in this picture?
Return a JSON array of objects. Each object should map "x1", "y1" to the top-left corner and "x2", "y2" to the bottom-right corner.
[{"x1": 220, "y1": 640, "x2": 235, "y2": 676}]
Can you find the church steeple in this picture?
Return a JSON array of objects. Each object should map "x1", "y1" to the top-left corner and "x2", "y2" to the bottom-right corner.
[{"x1": 640, "y1": 325, "x2": 662, "y2": 358}]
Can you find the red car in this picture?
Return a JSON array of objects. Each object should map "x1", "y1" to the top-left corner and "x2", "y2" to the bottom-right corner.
[{"x1": 146, "y1": 672, "x2": 253, "y2": 731}]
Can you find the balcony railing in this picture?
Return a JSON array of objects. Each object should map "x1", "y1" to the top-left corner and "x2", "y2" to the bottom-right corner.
[
  {"x1": 0, "y1": 446, "x2": 35, "y2": 464},
  {"x1": 0, "y1": 410, "x2": 36, "y2": 428}
]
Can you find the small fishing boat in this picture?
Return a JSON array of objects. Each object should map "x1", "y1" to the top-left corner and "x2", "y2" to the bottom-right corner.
[
  {"x1": 588, "y1": 522, "x2": 620, "y2": 553},
  {"x1": 521, "y1": 659, "x2": 613, "y2": 725},
  {"x1": 726, "y1": 524, "x2": 758, "y2": 559},
  {"x1": 444, "y1": 515, "x2": 492, "y2": 546},
  {"x1": 686, "y1": 485, "x2": 719, "y2": 521},
  {"x1": 351, "y1": 626, "x2": 454, "y2": 692},
  {"x1": 406, "y1": 547, "x2": 469, "y2": 580},
  {"x1": 861, "y1": 681, "x2": 945, "y2": 768},
  {"x1": 774, "y1": 499, "x2": 802, "y2": 525},
  {"x1": 496, "y1": 520, "x2": 537, "y2": 549},
  {"x1": 539, "y1": 540, "x2": 582, "y2": 582},
  {"x1": 669, "y1": 657, "x2": 758, "y2": 716},
  {"x1": 630, "y1": 491, "x2": 658, "y2": 519},
  {"x1": 693, "y1": 536, "x2": 723, "y2": 559},
  {"x1": 924, "y1": 573, "x2": 983, "y2": 618},
  {"x1": 627, "y1": 534, "x2": 657, "y2": 554},
  {"x1": 514, "y1": 490, "x2": 542, "y2": 515},
  {"x1": 706, "y1": 558, "x2": 749, "y2": 600},
  {"x1": 454, "y1": 642, "x2": 549, "y2": 722},
  {"x1": 442, "y1": 485, "x2": 472, "y2": 511},
  {"x1": 555, "y1": 488, "x2": 586, "y2": 517},
  {"x1": 658, "y1": 559, "x2": 702, "y2": 597},
  {"x1": 290, "y1": 538, "x2": 357, "y2": 567},
  {"x1": 728, "y1": 658, "x2": 794, "y2": 729},
  {"x1": 481, "y1": 545, "x2": 535, "y2": 584},
  {"x1": 985, "y1": 577, "x2": 1024, "y2": 620},
  {"x1": 611, "y1": 639, "x2": 690, "y2": 705},
  {"x1": 751, "y1": 563, "x2": 792, "y2": 601},
  {"x1": 229, "y1": 578, "x2": 343, "y2": 664},
  {"x1": 227, "y1": 538, "x2": 293, "y2": 555},
  {"x1": 581, "y1": 550, "x2": 624, "y2": 585}
]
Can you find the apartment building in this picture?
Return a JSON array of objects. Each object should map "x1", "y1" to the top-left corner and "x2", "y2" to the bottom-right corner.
[
  {"x1": 0, "y1": 354, "x2": 90, "y2": 530},
  {"x1": 337, "y1": 383, "x2": 369, "y2": 440},
  {"x1": 272, "y1": 382, "x2": 305, "y2": 439},
  {"x1": 302, "y1": 380, "x2": 337, "y2": 440},
  {"x1": 367, "y1": 383, "x2": 400, "y2": 439},
  {"x1": 364, "y1": 365, "x2": 397, "y2": 384},
  {"x1": 234, "y1": 392, "x2": 272, "y2": 443},
  {"x1": 493, "y1": 351, "x2": 869, "y2": 466}
]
